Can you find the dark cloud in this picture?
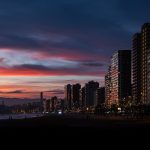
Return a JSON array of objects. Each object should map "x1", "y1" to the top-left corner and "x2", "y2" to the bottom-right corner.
[
  {"x1": 0, "y1": 0, "x2": 149, "y2": 83},
  {"x1": 14, "y1": 64, "x2": 53, "y2": 70},
  {"x1": 0, "y1": 0, "x2": 149, "y2": 57},
  {"x1": 0, "y1": 90, "x2": 24, "y2": 94},
  {"x1": 15, "y1": 63, "x2": 106, "y2": 72},
  {"x1": 80, "y1": 61, "x2": 106, "y2": 67},
  {"x1": 45, "y1": 89, "x2": 64, "y2": 95},
  {"x1": 0, "y1": 63, "x2": 105, "y2": 76}
]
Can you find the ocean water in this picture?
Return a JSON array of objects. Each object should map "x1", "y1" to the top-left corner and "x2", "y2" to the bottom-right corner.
[{"x1": 0, "y1": 113, "x2": 43, "y2": 120}]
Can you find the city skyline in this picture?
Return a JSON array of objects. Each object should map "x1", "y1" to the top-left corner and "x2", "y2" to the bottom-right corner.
[{"x1": 0, "y1": 0, "x2": 150, "y2": 100}]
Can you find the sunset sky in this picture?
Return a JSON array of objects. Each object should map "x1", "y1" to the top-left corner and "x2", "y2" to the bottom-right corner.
[{"x1": 0, "y1": 0, "x2": 150, "y2": 99}]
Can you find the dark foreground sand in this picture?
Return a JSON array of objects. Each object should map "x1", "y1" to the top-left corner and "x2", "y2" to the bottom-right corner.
[{"x1": 0, "y1": 114, "x2": 150, "y2": 138}]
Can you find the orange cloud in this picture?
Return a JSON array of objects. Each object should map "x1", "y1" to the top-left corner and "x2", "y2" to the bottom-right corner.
[{"x1": 0, "y1": 66, "x2": 105, "y2": 76}]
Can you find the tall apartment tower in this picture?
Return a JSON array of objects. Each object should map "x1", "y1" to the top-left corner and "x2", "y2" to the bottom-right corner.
[
  {"x1": 80, "y1": 87, "x2": 85, "y2": 108},
  {"x1": 141, "y1": 23, "x2": 150, "y2": 104},
  {"x1": 40, "y1": 92, "x2": 44, "y2": 103},
  {"x1": 64, "y1": 84, "x2": 72, "y2": 109},
  {"x1": 109, "y1": 50, "x2": 131, "y2": 105},
  {"x1": 85, "y1": 81, "x2": 99, "y2": 107},
  {"x1": 71, "y1": 83, "x2": 81, "y2": 107},
  {"x1": 132, "y1": 33, "x2": 142, "y2": 104},
  {"x1": 105, "y1": 66, "x2": 111, "y2": 106}
]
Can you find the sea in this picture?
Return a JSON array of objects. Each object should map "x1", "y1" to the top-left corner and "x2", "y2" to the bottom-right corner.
[{"x1": 0, "y1": 113, "x2": 43, "y2": 120}]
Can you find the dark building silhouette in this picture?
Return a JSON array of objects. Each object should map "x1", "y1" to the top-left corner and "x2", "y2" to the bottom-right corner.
[
  {"x1": 44, "y1": 99, "x2": 50, "y2": 113},
  {"x1": 85, "y1": 81, "x2": 99, "y2": 107},
  {"x1": 64, "y1": 84, "x2": 72, "y2": 109},
  {"x1": 51, "y1": 96, "x2": 58, "y2": 112},
  {"x1": 40, "y1": 92, "x2": 44, "y2": 102},
  {"x1": 131, "y1": 23, "x2": 150, "y2": 104},
  {"x1": 40, "y1": 92, "x2": 44, "y2": 112},
  {"x1": 80, "y1": 87, "x2": 85, "y2": 107},
  {"x1": 71, "y1": 84, "x2": 81, "y2": 107},
  {"x1": 132, "y1": 33, "x2": 142, "y2": 104},
  {"x1": 43, "y1": 97, "x2": 63, "y2": 113},
  {"x1": 0, "y1": 100, "x2": 6, "y2": 114},
  {"x1": 108, "y1": 50, "x2": 131, "y2": 105},
  {"x1": 60, "y1": 99, "x2": 65, "y2": 112},
  {"x1": 96, "y1": 87, "x2": 105, "y2": 106},
  {"x1": 141, "y1": 23, "x2": 150, "y2": 104}
]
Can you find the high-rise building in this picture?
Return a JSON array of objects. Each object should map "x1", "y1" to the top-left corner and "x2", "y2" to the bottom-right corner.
[
  {"x1": 132, "y1": 33, "x2": 142, "y2": 104},
  {"x1": 148, "y1": 47, "x2": 150, "y2": 103},
  {"x1": 71, "y1": 83, "x2": 81, "y2": 107},
  {"x1": 85, "y1": 81, "x2": 99, "y2": 107},
  {"x1": 96, "y1": 87, "x2": 105, "y2": 106},
  {"x1": 141, "y1": 23, "x2": 150, "y2": 104},
  {"x1": 40, "y1": 92, "x2": 45, "y2": 112},
  {"x1": 40, "y1": 92, "x2": 44, "y2": 102},
  {"x1": 110, "y1": 52, "x2": 119, "y2": 105},
  {"x1": 80, "y1": 87, "x2": 85, "y2": 108},
  {"x1": 108, "y1": 50, "x2": 131, "y2": 105},
  {"x1": 105, "y1": 66, "x2": 111, "y2": 106},
  {"x1": 50, "y1": 96, "x2": 58, "y2": 112},
  {"x1": 44, "y1": 99, "x2": 50, "y2": 113},
  {"x1": 64, "y1": 84, "x2": 72, "y2": 109}
]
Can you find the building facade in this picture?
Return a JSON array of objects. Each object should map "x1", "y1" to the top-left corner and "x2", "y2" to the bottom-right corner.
[
  {"x1": 132, "y1": 33, "x2": 142, "y2": 104},
  {"x1": 71, "y1": 83, "x2": 81, "y2": 107},
  {"x1": 96, "y1": 87, "x2": 105, "y2": 106},
  {"x1": 64, "y1": 84, "x2": 72, "y2": 109},
  {"x1": 107, "y1": 50, "x2": 131, "y2": 106},
  {"x1": 110, "y1": 52, "x2": 119, "y2": 105},
  {"x1": 105, "y1": 66, "x2": 111, "y2": 106},
  {"x1": 80, "y1": 87, "x2": 85, "y2": 108},
  {"x1": 141, "y1": 23, "x2": 150, "y2": 104},
  {"x1": 85, "y1": 81, "x2": 99, "y2": 107}
]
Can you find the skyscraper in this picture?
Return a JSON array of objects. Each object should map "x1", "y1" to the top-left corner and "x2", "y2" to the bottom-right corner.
[
  {"x1": 80, "y1": 87, "x2": 85, "y2": 108},
  {"x1": 108, "y1": 50, "x2": 131, "y2": 105},
  {"x1": 64, "y1": 84, "x2": 72, "y2": 109},
  {"x1": 110, "y1": 52, "x2": 119, "y2": 105},
  {"x1": 85, "y1": 81, "x2": 99, "y2": 107},
  {"x1": 141, "y1": 23, "x2": 150, "y2": 104},
  {"x1": 105, "y1": 66, "x2": 111, "y2": 106},
  {"x1": 132, "y1": 33, "x2": 142, "y2": 104},
  {"x1": 40, "y1": 92, "x2": 44, "y2": 103},
  {"x1": 40, "y1": 92, "x2": 44, "y2": 112},
  {"x1": 71, "y1": 83, "x2": 81, "y2": 107}
]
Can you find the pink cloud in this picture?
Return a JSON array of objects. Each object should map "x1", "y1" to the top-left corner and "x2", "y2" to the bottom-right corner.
[
  {"x1": 0, "y1": 65, "x2": 105, "y2": 76},
  {"x1": 31, "y1": 50, "x2": 109, "y2": 62}
]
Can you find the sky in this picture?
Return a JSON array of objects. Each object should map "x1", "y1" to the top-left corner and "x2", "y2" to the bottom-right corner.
[{"x1": 0, "y1": 0, "x2": 150, "y2": 100}]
